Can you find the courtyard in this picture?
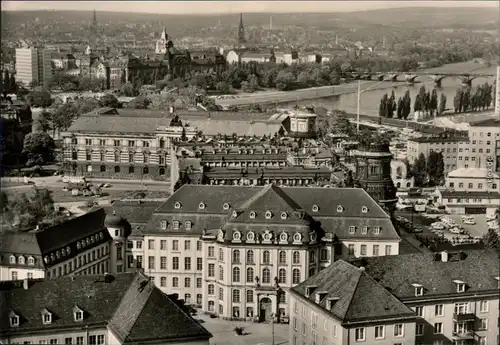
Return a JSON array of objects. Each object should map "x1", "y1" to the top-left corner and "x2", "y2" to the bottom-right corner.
[{"x1": 196, "y1": 314, "x2": 289, "y2": 345}]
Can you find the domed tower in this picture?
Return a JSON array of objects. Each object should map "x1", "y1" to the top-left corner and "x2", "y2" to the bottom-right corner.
[
  {"x1": 352, "y1": 133, "x2": 398, "y2": 217},
  {"x1": 105, "y1": 211, "x2": 131, "y2": 274}
]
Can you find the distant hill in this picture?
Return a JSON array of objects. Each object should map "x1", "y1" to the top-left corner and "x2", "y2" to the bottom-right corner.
[{"x1": 1, "y1": 7, "x2": 497, "y2": 30}]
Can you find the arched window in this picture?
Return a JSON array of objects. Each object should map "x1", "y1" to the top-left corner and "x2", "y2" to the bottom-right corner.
[
  {"x1": 246, "y1": 289, "x2": 253, "y2": 303},
  {"x1": 208, "y1": 284, "x2": 215, "y2": 295},
  {"x1": 9, "y1": 255, "x2": 16, "y2": 264},
  {"x1": 407, "y1": 182, "x2": 411, "y2": 187},
  {"x1": 18, "y1": 256, "x2": 25, "y2": 265},
  {"x1": 293, "y1": 268, "x2": 301, "y2": 284},
  {"x1": 219, "y1": 266, "x2": 224, "y2": 280},
  {"x1": 262, "y1": 268, "x2": 271, "y2": 284},
  {"x1": 246, "y1": 267, "x2": 254, "y2": 283},
  {"x1": 86, "y1": 165, "x2": 92, "y2": 172},
  {"x1": 396, "y1": 166, "x2": 403, "y2": 177},
  {"x1": 232, "y1": 249, "x2": 240, "y2": 263},
  {"x1": 279, "y1": 251, "x2": 287, "y2": 264},
  {"x1": 143, "y1": 167, "x2": 149, "y2": 174},
  {"x1": 232, "y1": 267, "x2": 241, "y2": 282},
  {"x1": 100, "y1": 165, "x2": 106, "y2": 172},
  {"x1": 184, "y1": 293, "x2": 191, "y2": 304},
  {"x1": 396, "y1": 182, "x2": 401, "y2": 188},
  {"x1": 208, "y1": 300, "x2": 215, "y2": 312},
  {"x1": 185, "y1": 277, "x2": 190, "y2": 287},
  {"x1": 114, "y1": 152, "x2": 120, "y2": 162},
  {"x1": 292, "y1": 251, "x2": 300, "y2": 264},
  {"x1": 129, "y1": 166, "x2": 134, "y2": 174},
  {"x1": 246, "y1": 250, "x2": 254, "y2": 264},
  {"x1": 159, "y1": 168, "x2": 165, "y2": 175},
  {"x1": 278, "y1": 268, "x2": 287, "y2": 284},
  {"x1": 263, "y1": 250, "x2": 270, "y2": 264},
  {"x1": 114, "y1": 166, "x2": 120, "y2": 173},
  {"x1": 232, "y1": 289, "x2": 240, "y2": 303}
]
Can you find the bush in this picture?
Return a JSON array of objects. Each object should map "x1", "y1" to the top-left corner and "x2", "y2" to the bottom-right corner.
[{"x1": 234, "y1": 327, "x2": 244, "y2": 335}]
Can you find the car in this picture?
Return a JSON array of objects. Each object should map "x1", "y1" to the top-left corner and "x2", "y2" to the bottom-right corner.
[
  {"x1": 431, "y1": 222, "x2": 445, "y2": 230},
  {"x1": 103, "y1": 183, "x2": 112, "y2": 188},
  {"x1": 463, "y1": 219, "x2": 476, "y2": 225},
  {"x1": 449, "y1": 227, "x2": 463, "y2": 234},
  {"x1": 413, "y1": 227, "x2": 424, "y2": 233}
]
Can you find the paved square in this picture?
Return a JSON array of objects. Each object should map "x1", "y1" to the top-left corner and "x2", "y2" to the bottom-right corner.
[{"x1": 196, "y1": 314, "x2": 289, "y2": 345}]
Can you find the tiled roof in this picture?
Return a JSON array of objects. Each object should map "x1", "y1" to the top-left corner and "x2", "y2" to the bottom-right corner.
[
  {"x1": 0, "y1": 232, "x2": 44, "y2": 269},
  {"x1": 290, "y1": 260, "x2": 415, "y2": 323},
  {"x1": 0, "y1": 273, "x2": 211, "y2": 342},
  {"x1": 147, "y1": 185, "x2": 398, "y2": 241},
  {"x1": 202, "y1": 166, "x2": 332, "y2": 179},
  {"x1": 358, "y1": 250, "x2": 500, "y2": 300},
  {"x1": 441, "y1": 190, "x2": 500, "y2": 199}
]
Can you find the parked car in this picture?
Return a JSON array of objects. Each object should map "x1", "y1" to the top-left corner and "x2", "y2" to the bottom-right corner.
[{"x1": 463, "y1": 219, "x2": 476, "y2": 225}]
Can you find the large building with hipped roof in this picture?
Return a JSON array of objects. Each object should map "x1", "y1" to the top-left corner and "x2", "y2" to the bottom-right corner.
[
  {"x1": 0, "y1": 272, "x2": 212, "y2": 344},
  {"x1": 290, "y1": 249, "x2": 499, "y2": 345}
]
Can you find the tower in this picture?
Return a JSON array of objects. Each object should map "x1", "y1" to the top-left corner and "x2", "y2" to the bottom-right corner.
[
  {"x1": 352, "y1": 134, "x2": 398, "y2": 217},
  {"x1": 237, "y1": 13, "x2": 246, "y2": 47},
  {"x1": 105, "y1": 211, "x2": 131, "y2": 274},
  {"x1": 89, "y1": 10, "x2": 98, "y2": 50}
]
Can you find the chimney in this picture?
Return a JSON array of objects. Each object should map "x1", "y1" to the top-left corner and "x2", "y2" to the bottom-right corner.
[
  {"x1": 441, "y1": 251, "x2": 448, "y2": 262},
  {"x1": 23, "y1": 278, "x2": 29, "y2": 290}
]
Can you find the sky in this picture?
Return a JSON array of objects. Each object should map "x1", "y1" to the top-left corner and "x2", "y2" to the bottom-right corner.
[{"x1": 2, "y1": 1, "x2": 498, "y2": 14}]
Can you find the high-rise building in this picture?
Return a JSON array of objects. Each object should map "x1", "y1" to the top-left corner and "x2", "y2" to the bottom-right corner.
[{"x1": 15, "y1": 48, "x2": 52, "y2": 88}]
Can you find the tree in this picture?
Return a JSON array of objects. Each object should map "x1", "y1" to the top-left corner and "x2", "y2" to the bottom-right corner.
[
  {"x1": 99, "y1": 94, "x2": 119, "y2": 108},
  {"x1": 332, "y1": 113, "x2": 355, "y2": 136},
  {"x1": 438, "y1": 93, "x2": 447, "y2": 115},
  {"x1": 215, "y1": 81, "x2": 231, "y2": 94},
  {"x1": 119, "y1": 82, "x2": 136, "y2": 97},
  {"x1": 26, "y1": 90, "x2": 52, "y2": 108},
  {"x1": 275, "y1": 71, "x2": 295, "y2": 91},
  {"x1": 402, "y1": 91, "x2": 411, "y2": 120},
  {"x1": 411, "y1": 153, "x2": 427, "y2": 187},
  {"x1": 454, "y1": 88, "x2": 463, "y2": 113},
  {"x1": 22, "y1": 132, "x2": 55, "y2": 167},
  {"x1": 426, "y1": 151, "x2": 444, "y2": 186},
  {"x1": 483, "y1": 228, "x2": 498, "y2": 248},
  {"x1": 396, "y1": 97, "x2": 404, "y2": 119},
  {"x1": 52, "y1": 103, "x2": 79, "y2": 132},
  {"x1": 126, "y1": 95, "x2": 151, "y2": 109},
  {"x1": 35, "y1": 111, "x2": 53, "y2": 133},
  {"x1": 248, "y1": 74, "x2": 259, "y2": 91},
  {"x1": 430, "y1": 89, "x2": 438, "y2": 116}
]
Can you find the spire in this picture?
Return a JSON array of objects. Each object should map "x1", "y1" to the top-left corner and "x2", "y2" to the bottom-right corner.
[
  {"x1": 90, "y1": 9, "x2": 98, "y2": 49},
  {"x1": 238, "y1": 13, "x2": 246, "y2": 47},
  {"x1": 161, "y1": 27, "x2": 168, "y2": 40}
]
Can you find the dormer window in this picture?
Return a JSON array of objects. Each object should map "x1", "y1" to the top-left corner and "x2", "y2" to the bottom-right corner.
[
  {"x1": 265, "y1": 211, "x2": 272, "y2": 219},
  {"x1": 315, "y1": 291, "x2": 328, "y2": 304},
  {"x1": 305, "y1": 285, "x2": 318, "y2": 298},
  {"x1": 77, "y1": 242, "x2": 81, "y2": 250},
  {"x1": 361, "y1": 206, "x2": 368, "y2": 213},
  {"x1": 198, "y1": 202, "x2": 206, "y2": 210},
  {"x1": 312, "y1": 205, "x2": 319, "y2": 212},
  {"x1": 249, "y1": 211, "x2": 256, "y2": 219},
  {"x1": 412, "y1": 284, "x2": 424, "y2": 296},
  {"x1": 18, "y1": 256, "x2": 25, "y2": 265},
  {"x1": 326, "y1": 297, "x2": 339, "y2": 310},
  {"x1": 41, "y1": 309, "x2": 52, "y2": 325},
  {"x1": 9, "y1": 311, "x2": 19, "y2": 327},
  {"x1": 247, "y1": 231, "x2": 255, "y2": 241},
  {"x1": 173, "y1": 221, "x2": 179, "y2": 230},
  {"x1": 233, "y1": 231, "x2": 241, "y2": 241},
  {"x1": 99, "y1": 232, "x2": 104, "y2": 240},
  {"x1": 61, "y1": 249, "x2": 66, "y2": 256},
  {"x1": 56, "y1": 251, "x2": 61, "y2": 259},
  {"x1": 349, "y1": 226, "x2": 355, "y2": 234},
  {"x1": 160, "y1": 220, "x2": 167, "y2": 230},
  {"x1": 495, "y1": 277, "x2": 500, "y2": 289},
  {"x1": 281, "y1": 212, "x2": 288, "y2": 219},
  {"x1": 453, "y1": 280, "x2": 466, "y2": 293},
  {"x1": 336, "y1": 205, "x2": 344, "y2": 213},
  {"x1": 27, "y1": 257, "x2": 35, "y2": 265},
  {"x1": 10, "y1": 255, "x2": 16, "y2": 264},
  {"x1": 73, "y1": 306, "x2": 84, "y2": 322},
  {"x1": 44, "y1": 256, "x2": 50, "y2": 264},
  {"x1": 185, "y1": 221, "x2": 192, "y2": 231},
  {"x1": 223, "y1": 203, "x2": 230, "y2": 210},
  {"x1": 279, "y1": 232, "x2": 288, "y2": 242},
  {"x1": 373, "y1": 227, "x2": 380, "y2": 235},
  {"x1": 232, "y1": 210, "x2": 238, "y2": 218},
  {"x1": 174, "y1": 202, "x2": 182, "y2": 209},
  {"x1": 293, "y1": 233, "x2": 302, "y2": 242},
  {"x1": 66, "y1": 247, "x2": 71, "y2": 255},
  {"x1": 361, "y1": 226, "x2": 368, "y2": 234}
]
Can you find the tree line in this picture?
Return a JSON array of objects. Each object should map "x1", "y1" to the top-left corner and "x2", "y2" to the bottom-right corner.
[
  {"x1": 410, "y1": 152, "x2": 445, "y2": 187},
  {"x1": 453, "y1": 82, "x2": 494, "y2": 113}
]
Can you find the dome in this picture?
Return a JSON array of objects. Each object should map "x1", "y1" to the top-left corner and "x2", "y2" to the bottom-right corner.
[{"x1": 105, "y1": 212, "x2": 126, "y2": 227}]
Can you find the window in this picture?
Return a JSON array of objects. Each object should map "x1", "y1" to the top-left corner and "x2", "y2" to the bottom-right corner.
[
  {"x1": 385, "y1": 245, "x2": 391, "y2": 255},
  {"x1": 233, "y1": 267, "x2": 241, "y2": 282},
  {"x1": 232, "y1": 289, "x2": 240, "y2": 302},
  {"x1": 416, "y1": 323, "x2": 424, "y2": 336},
  {"x1": 292, "y1": 268, "x2": 301, "y2": 284},
  {"x1": 172, "y1": 277, "x2": 179, "y2": 287},
  {"x1": 219, "y1": 287, "x2": 224, "y2": 300},
  {"x1": 197, "y1": 241, "x2": 202, "y2": 251},
  {"x1": 246, "y1": 289, "x2": 253, "y2": 302},
  {"x1": 479, "y1": 318, "x2": 488, "y2": 330},
  {"x1": 373, "y1": 227, "x2": 380, "y2": 235},
  {"x1": 148, "y1": 256, "x2": 155, "y2": 269},
  {"x1": 348, "y1": 244, "x2": 355, "y2": 255},
  {"x1": 184, "y1": 240, "x2": 191, "y2": 250},
  {"x1": 184, "y1": 257, "x2": 191, "y2": 270},
  {"x1": 172, "y1": 240, "x2": 179, "y2": 250},
  {"x1": 11, "y1": 271, "x2": 18, "y2": 280},
  {"x1": 394, "y1": 324, "x2": 404, "y2": 337},
  {"x1": 208, "y1": 263, "x2": 215, "y2": 277},
  {"x1": 263, "y1": 250, "x2": 270, "y2": 264},
  {"x1": 148, "y1": 239, "x2": 155, "y2": 250},
  {"x1": 160, "y1": 276, "x2": 167, "y2": 287},
  {"x1": 349, "y1": 226, "x2": 355, "y2": 234},
  {"x1": 246, "y1": 250, "x2": 254, "y2": 264},
  {"x1": 455, "y1": 302, "x2": 469, "y2": 315},
  {"x1": 434, "y1": 304, "x2": 444, "y2": 316},
  {"x1": 160, "y1": 239, "x2": 167, "y2": 249},
  {"x1": 208, "y1": 284, "x2": 215, "y2": 295},
  {"x1": 160, "y1": 257, "x2": 167, "y2": 270},
  {"x1": 373, "y1": 245, "x2": 379, "y2": 256},
  {"x1": 185, "y1": 277, "x2": 191, "y2": 287},
  {"x1": 374, "y1": 325, "x2": 384, "y2": 339},
  {"x1": 65, "y1": 338, "x2": 73, "y2": 344},
  {"x1": 278, "y1": 268, "x2": 287, "y2": 284},
  {"x1": 479, "y1": 300, "x2": 488, "y2": 312},
  {"x1": 219, "y1": 265, "x2": 224, "y2": 280},
  {"x1": 232, "y1": 249, "x2": 240, "y2": 263},
  {"x1": 208, "y1": 301, "x2": 215, "y2": 312},
  {"x1": 208, "y1": 246, "x2": 215, "y2": 257},
  {"x1": 279, "y1": 251, "x2": 287, "y2": 264},
  {"x1": 9, "y1": 255, "x2": 16, "y2": 264},
  {"x1": 97, "y1": 335, "x2": 104, "y2": 345},
  {"x1": 197, "y1": 257, "x2": 203, "y2": 270},
  {"x1": 262, "y1": 268, "x2": 271, "y2": 283},
  {"x1": 478, "y1": 337, "x2": 487, "y2": 345},
  {"x1": 355, "y1": 327, "x2": 365, "y2": 341},
  {"x1": 184, "y1": 293, "x2": 191, "y2": 304},
  {"x1": 292, "y1": 251, "x2": 300, "y2": 264},
  {"x1": 246, "y1": 267, "x2": 254, "y2": 283},
  {"x1": 42, "y1": 312, "x2": 52, "y2": 324},
  {"x1": 76, "y1": 337, "x2": 84, "y2": 345},
  {"x1": 360, "y1": 245, "x2": 367, "y2": 256},
  {"x1": 434, "y1": 322, "x2": 443, "y2": 334},
  {"x1": 415, "y1": 306, "x2": 423, "y2": 316},
  {"x1": 219, "y1": 248, "x2": 224, "y2": 261},
  {"x1": 172, "y1": 257, "x2": 179, "y2": 270}
]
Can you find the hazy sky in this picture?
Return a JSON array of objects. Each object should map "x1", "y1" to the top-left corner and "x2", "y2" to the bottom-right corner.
[{"x1": 3, "y1": 1, "x2": 498, "y2": 14}]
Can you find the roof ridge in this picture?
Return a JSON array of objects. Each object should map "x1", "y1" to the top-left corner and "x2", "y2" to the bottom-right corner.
[
  {"x1": 235, "y1": 185, "x2": 269, "y2": 210},
  {"x1": 338, "y1": 261, "x2": 363, "y2": 323}
]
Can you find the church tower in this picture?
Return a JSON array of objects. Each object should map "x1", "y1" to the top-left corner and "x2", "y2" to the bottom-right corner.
[
  {"x1": 89, "y1": 10, "x2": 98, "y2": 50},
  {"x1": 352, "y1": 134, "x2": 398, "y2": 217},
  {"x1": 155, "y1": 27, "x2": 169, "y2": 54},
  {"x1": 237, "y1": 13, "x2": 246, "y2": 48}
]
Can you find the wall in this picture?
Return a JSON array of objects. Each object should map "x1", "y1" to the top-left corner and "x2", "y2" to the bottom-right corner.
[
  {"x1": 4, "y1": 328, "x2": 108, "y2": 345},
  {"x1": 339, "y1": 240, "x2": 400, "y2": 259},
  {"x1": 0, "y1": 266, "x2": 45, "y2": 281}
]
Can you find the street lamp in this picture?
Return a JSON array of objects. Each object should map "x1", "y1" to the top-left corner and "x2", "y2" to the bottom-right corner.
[{"x1": 356, "y1": 78, "x2": 393, "y2": 134}]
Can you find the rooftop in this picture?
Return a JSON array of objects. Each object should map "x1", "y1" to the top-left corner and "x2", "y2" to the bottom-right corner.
[
  {"x1": 290, "y1": 260, "x2": 415, "y2": 324},
  {"x1": 408, "y1": 135, "x2": 466, "y2": 143},
  {"x1": 469, "y1": 117, "x2": 500, "y2": 127},
  {"x1": 448, "y1": 167, "x2": 500, "y2": 179},
  {"x1": 0, "y1": 272, "x2": 212, "y2": 342}
]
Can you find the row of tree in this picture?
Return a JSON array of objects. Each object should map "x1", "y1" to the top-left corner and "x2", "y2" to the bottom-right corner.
[
  {"x1": 410, "y1": 151, "x2": 445, "y2": 187},
  {"x1": 0, "y1": 70, "x2": 17, "y2": 94},
  {"x1": 48, "y1": 74, "x2": 107, "y2": 93},
  {"x1": 453, "y1": 83, "x2": 494, "y2": 113},
  {"x1": 378, "y1": 86, "x2": 449, "y2": 120}
]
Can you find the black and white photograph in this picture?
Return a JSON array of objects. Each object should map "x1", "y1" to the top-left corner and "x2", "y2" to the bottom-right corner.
[{"x1": 0, "y1": 1, "x2": 499, "y2": 344}]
